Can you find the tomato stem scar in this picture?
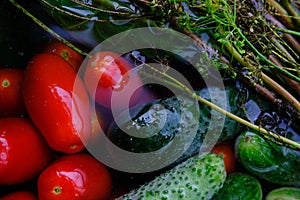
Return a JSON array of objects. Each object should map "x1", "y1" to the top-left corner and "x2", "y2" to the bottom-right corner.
[
  {"x1": 2, "y1": 80, "x2": 10, "y2": 88},
  {"x1": 53, "y1": 186, "x2": 62, "y2": 195}
]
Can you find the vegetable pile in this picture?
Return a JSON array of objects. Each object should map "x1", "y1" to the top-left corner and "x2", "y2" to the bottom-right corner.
[{"x1": 1, "y1": 0, "x2": 300, "y2": 199}]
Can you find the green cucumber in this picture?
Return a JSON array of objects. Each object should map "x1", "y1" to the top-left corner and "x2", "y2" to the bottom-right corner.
[
  {"x1": 266, "y1": 187, "x2": 300, "y2": 200},
  {"x1": 116, "y1": 153, "x2": 226, "y2": 200},
  {"x1": 108, "y1": 86, "x2": 246, "y2": 166},
  {"x1": 235, "y1": 130, "x2": 300, "y2": 186},
  {"x1": 212, "y1": 173, "x2": 262, "y2": 200}
]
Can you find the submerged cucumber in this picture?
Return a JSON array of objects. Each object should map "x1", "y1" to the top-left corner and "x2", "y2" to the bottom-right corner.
[
  {"x1": 108, "y1": 86, "x2": 246, "y2": 167},
  {"x1": 266, "y1": 187, "x2": 300, "y2": 200},
  {"x1": 116, "y1": 153, "x2": 226, "y2": 200},
  {"x1": 212, "y1": 173, "x2": 262, "y2": 200},
  {"x1": 235, "y1": 130, "x2": 300, "y2": 186}
]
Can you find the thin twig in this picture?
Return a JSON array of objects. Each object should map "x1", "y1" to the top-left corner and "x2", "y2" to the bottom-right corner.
[
  {"x1": 8, "y1": 0, "x2": 89, "y2": 56},
  {"x1": 192, "y1": 93, "x2": 300, "y2": 149}
]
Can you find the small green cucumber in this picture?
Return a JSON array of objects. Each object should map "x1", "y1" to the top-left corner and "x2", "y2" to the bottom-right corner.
[
  {"x1": 116, "y1": 153, "x2": 226, "y2": 200},
  {"x1": 235, "y1": 130, "x2": 300, "y2": 186},
  {"x1": 266, "y1": 187, "x2": 300, "y2": 200},
  {"x1": 108, "y1": 86, "x2": 246, "y2": 166},
  {"x1": 212, "y1": 172, "x2": 262, "y2": 200}
]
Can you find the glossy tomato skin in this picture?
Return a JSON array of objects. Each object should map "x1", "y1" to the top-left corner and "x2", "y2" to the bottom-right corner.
[
  {"x1": 211, "y1": 142, "x2": 237, "y2": 174},
  {"x1": 43, "y1": 41, "x2": 83, "y2": 72},
  {"x1": 23, "y1": 53, "x2": 91, "y2": 153},
  {"x1": 0, "y1": 68, "x2": 26, "y2": 117},
  {"x1": 0, "y1": 191, "x2": 38, "y2": 200},
  {"x1": 38, "y1": 153, "x2": 112, "y2": 200},
  {"x1": 83, "y1": 51, "x2": 143, "y2": 110},
  {"x1": 0, "y1": 118, "x2": 53, "y2": 185}
]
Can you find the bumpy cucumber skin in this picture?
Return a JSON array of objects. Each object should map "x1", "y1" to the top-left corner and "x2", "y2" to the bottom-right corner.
[
  {"x1": 266, "y1": 187, "x2": 300, "y2": 200},
  {"x1": 117, "y1": 153, "x2": 226, "y2": 200},
  {"x1": 212, "y1": 173, "x2": 262, "y2": 200},
  {"x1": 108, "y1": 86, "x2": 245, "y2": 160},
  {"x1": 235, "y1": 130, "x2": 300, "y2": 186}
]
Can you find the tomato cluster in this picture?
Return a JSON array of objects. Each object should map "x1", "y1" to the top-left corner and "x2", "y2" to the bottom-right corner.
[{"x1": 0, "y1": 41, "x2": 150, "y2": 199}]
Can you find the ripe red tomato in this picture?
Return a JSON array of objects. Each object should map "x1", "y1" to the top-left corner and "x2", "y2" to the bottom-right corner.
[
  {"x1": 23, "y1": 53, "x2": 91, "y2": 153},
  {"x1": 38, "y1": 153, "x2": 112, "y2": 200},
  {"x1": 211, "y1": 142, "x2": 237, "y2": 174},
  {"x1": 90, "y1": 107, "x2": 106, "y2": 136},
  {"x1": 0, "y1": 191, "x2": 37, "y2": 200},
  {"x1": 43, "y1": 41, "x2": 83, "y2": 72},
  {"x1": 0, "y1": 118, "x2": 53, "y2": 185},
  {"x1": 83, "y1": 51, "x2": 143, "y2": 110},
  {"x1": 0, "y1": 68, "x2": 26, "y2": 117}
]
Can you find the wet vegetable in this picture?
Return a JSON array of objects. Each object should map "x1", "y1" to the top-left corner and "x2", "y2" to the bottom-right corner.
[
  {"x1": 23, "y1": 53, "x2": 91, "y2": 153},
  {"x1": 0, "y1": 118, "x2": 53, "y2": 185},
  {"x1": 212, "y1": 173, "x2": 262, "y2": 200},
  {"x1": 265, "y1": 187, "x2": 300, "y2": 200},
  {"x1": 235, "y1": 130, "x2": 300, "y2": 186},
  {"x1": 211, "y1": 142, "x2": 237, "y2": 174},
  {"x1": 108, "y1": 85, "x2": 246, "y2": 167},
  {"x1": 0, "y1": 68, "x2": 26, "y2": 117},
  {"x1": 117, "y1": 153, "x2": 226, "y2": 200},
  {"x1": 38, "y1": 153, "x2": 112, "y2": 200}
]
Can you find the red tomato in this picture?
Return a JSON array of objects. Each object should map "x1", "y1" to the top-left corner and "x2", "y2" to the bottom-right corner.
[
  {"x1": 0, "y1": 68, "x2": 26, "y2": 117},
  {"x1": 43, "y1": 41, "x2": 83, "y2": 72},
  {"x1": 38, "y1": 153, "x2": 112, "y2": 200},
  {"x1": 90, "y1": 108, "x2": 106, "y2": 137},
  {"x1": 23, "y1": 53, "x2": 91, "y2": 153},
  {"x1": 0, "y1": 118, "x2": 53, "y2": 185},
  {"x1": 0, "y1": 191, "x2": 37, "y2": 200},
  {"x1": 211, "y1": 142, "x2": 237, "y2": 174},
  {"x1": 83, "y1": 51, "x2": 143, "y2": 110}
]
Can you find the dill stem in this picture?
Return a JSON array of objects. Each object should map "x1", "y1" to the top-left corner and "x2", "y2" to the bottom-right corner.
[
  {"x1": 236, "y1": 28, "x2": 300, "y2": 83},
  {"x1": 8, "y1": 0, "x2": 89, "y2": 56},
  {"x1": 221, "y1": 33, "x2": 300, "y2": 114},
  {"x1": 191, "y1": 93, "x2": 300, "y2": 150}
]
